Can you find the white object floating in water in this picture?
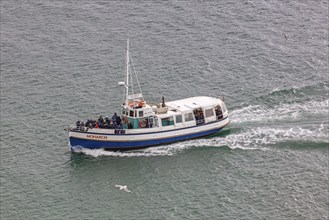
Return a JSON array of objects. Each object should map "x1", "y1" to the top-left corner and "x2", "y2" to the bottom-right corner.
[{"x1": 115, "y1": 184, "x2": 131, "y2": 193}]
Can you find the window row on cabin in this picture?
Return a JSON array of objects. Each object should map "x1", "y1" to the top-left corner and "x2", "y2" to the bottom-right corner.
[
  {"x1": 161, "y1": 110, "x2": 214, "y2": 127},
  {"x1": 161, "y1": 113, "x2": 190, "y2": 127},
  {"x1": 123, "y1": 110, "x2": 144, "y2": 118},
  {"x1": 123, "y1": 105, "x2": 224, "y2": 124}
]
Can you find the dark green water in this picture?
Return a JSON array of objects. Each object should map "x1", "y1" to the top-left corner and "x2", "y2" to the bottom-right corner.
[{"x1": 1, "y1": 0, "x2": 328, "y2": 219}]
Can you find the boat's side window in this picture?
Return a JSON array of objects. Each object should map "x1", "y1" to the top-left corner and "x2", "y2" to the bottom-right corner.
[
  {"x1": 205, "y1": 109, "x2": 214, "y2": 118},
  {"x1": 154, "y1": 117, "x2": 159, "y2": 127},
  {"x1": 175, "y1": 115, "x2": 183, "y2": 124},
  {"x1": 139, "y1": 111, "x2": 143, "y2": 117},
  {"x1": 162, "y1": 116, "x2": 174, "y2": 126},
  {"x1": 215, "y1": 105, "x2": 223, "y2": 120},
  {"x1": 122, "y1": 110, "x2": 126, "y2": 115},
  {"x1": 184, "y1": 112, "x2": 194, "y2": 122},
  {"x1": 129, "y1": 110, "x2": 134, "y2": 117}
]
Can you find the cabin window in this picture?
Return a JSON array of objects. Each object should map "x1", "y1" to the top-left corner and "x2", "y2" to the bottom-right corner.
[
  {"x1": 154, "y1": 117, "x2": 159, "y2": 127},
  {"x1": 139, "y1": 111, "x2": 143, "y2": 117},
  {"x1": 129, "y1": 110, "x2": 134, "y2": 117},
  {"x1": 205, "y1": 109, "x2": 214, "y2": 118},
  {"x1": 215, "y1": 105, "x2": 223, "y2": 120},
  {"x1": 122, "y1": 110, "x2": 126, "y2": 115},
  {"x1": 184, "y1": 112, "x2": 194, "y2": 122},
  {"x1": 162, "y1": 116, "x2": 174, "y2": 126},
  {"x1": 175, "y1": 115, "x2": 183, "y2": 124}
]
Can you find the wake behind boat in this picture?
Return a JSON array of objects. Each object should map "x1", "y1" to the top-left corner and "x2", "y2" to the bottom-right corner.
[{"x1": 68, "y1": 40, "x2": 230, "y2": 151}]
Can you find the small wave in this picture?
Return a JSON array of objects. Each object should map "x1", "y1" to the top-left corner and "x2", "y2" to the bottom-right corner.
[
  {"x1": 268, "y1": 85, "x2": 300, "y2": 96},
  {"x1": 71, "y1": 124, "x2": 327, "y2": 157},
  {"x1": 255, "y1": 82, "x2": 329, "y2": 105},
  {"x1": 230, "y1": 99, "x2": 328, "y2": 124}
]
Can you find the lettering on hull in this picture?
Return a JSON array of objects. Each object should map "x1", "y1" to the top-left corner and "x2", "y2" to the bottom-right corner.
[{"x1": 86, "y1": 134, "x2": 108, "y2": 140}]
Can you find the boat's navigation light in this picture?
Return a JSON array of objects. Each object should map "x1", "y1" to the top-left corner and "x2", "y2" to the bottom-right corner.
[{"x1": 118, "y1": 82, "x2": 125, "y2": 86}]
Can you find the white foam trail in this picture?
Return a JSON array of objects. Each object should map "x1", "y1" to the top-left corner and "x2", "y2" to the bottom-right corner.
[
  {"x1": 72, "y1": 125, "x2": 328, "y2": 157},
  {"x1": 72, "y1": 143, "x2": 191, "y2": 157},
  {"x1": 173, "y1": 126, "x2": 328, "y2": 150},
  {"x1": 231, "y1": 99, "x2": 329, "y2": 124},
  {"x1": 223, "y1": 126, "x2": 328, "y2": 147}
]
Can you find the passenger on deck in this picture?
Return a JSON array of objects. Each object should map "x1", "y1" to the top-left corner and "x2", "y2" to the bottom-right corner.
[
  {"x1": 85, "y1": 119, "x2": 92, "y2": 128},
  {"x1": 98, "y1": 115, "x2": 104, "y2": 124},
  {"x1": 97, "y1": 116, "x2": 105, "y2": 128},
  {"x1": 91, "y1": 120, "x2": 96, "y2": 128},
  {"x1": 105, "y1": 116, "x2": 110, "y2": 124},
  {"x1": 103, "y1": 116, "x2": 108, "y2": 128},
  {"x1": 109, "y1": 120, "x2": 114, "y2": 129},
  {"x1": 117, "y1": 115, "x2": 121, "y2": 125},
  {"x1": 195, "y1": 113, "x2": 199, "y2": 121},
  {"x1": 112, "y1": 113, "x2": 118, "y2": 125},
  {"x1": 105, "y1": 121, "x2": 110, "y2": 129},
  {"x1": 76, "y1": 120, "x2": 84, "y2": 127}
]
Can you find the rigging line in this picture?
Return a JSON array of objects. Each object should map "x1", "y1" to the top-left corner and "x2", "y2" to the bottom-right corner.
[
  {"x1": 129, "y1": 66, "x2": 134, "y2": 98},
  {"x1": 129, "y1": 53, "x2": 144, "y2": 100},
  {"x1": 122, "y1": 63, "x2": 126, "y2": 104}
]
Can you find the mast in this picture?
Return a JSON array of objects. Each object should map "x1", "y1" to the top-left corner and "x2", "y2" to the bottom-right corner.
[
  {"x1": 125, "y1": 39, "x2": 129, "y2": 105},
  {"x1": 119, "y1": 39, "x2": 143, "y2": 107}
]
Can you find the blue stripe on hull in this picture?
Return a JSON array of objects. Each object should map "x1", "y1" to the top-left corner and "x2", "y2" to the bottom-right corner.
[{"x1": 69, "y1": 128, "x2": 222, "y2": 150}]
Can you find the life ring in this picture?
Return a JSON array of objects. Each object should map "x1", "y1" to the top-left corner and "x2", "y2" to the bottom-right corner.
[
  {"x1": 129, "y1": 102, "x2": 134, "y2": 107},
  {"x1": 122, "y1": 116, "x2": 127, "y2": 124},
  {"x1": 139, "y1": 119, "x2": 147, "y2": 128}
]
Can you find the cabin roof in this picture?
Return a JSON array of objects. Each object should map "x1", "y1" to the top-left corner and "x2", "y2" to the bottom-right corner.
[
  {"x1": 165, "y1": 96, "x2": 222, "y2": 112},
  {"x1": 156, "y1": 110, "x2": 182, "y2": 118}
]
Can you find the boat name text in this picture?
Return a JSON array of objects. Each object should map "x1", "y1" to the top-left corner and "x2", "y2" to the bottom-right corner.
[{"x1": 86, "y1": 135, "x2": 108, "y2": 140}]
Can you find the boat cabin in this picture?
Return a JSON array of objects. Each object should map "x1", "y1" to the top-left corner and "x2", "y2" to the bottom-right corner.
[
  {"x1": 121, "y1": 93, "x2": 157, "y2": 129},
  {"x1": 158, "y1": 96, "x2": 228, "y2": 128},
  {"x1": 120, "y1": 96, "x2": 228, "y2": 130}
]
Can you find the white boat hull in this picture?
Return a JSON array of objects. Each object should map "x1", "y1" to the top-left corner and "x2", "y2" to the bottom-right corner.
[{"x1": 69, "y1": 116, "x2": 229, "y2": 150}]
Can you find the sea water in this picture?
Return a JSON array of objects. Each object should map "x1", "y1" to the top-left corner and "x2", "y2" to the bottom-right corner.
[{"x1": 1, "y1": 1, "x2": 328, "y2": 219}]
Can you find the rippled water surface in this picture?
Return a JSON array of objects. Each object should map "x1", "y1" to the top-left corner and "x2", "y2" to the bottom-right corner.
[{"x1": 1, "y1": 0, "x2": 328, "y2": 219}]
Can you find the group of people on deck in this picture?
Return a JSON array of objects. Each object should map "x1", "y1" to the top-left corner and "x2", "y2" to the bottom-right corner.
[{"x1": 76, "y1": 113, "x2": 123, "y2": 130}]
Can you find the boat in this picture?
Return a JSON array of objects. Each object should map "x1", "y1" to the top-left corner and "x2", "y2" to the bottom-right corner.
[{"x1": 68, "y1": 39, "x2": 230, "y2": 151}]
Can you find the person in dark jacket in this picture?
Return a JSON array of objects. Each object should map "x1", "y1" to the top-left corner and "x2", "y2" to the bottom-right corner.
[{"x1": 112, "y1": 113, "x2": 118, "y2": 125}]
